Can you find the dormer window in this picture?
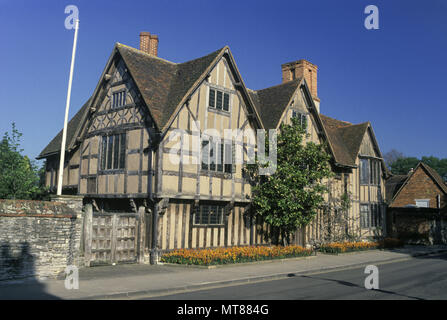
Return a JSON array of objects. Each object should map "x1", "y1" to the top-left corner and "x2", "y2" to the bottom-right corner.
[
  {"x1": 209, "y1": 88, "x2": 230, "y2": 112},
  {"x1": 112, "y1": 90, "x2": 126, "y2": 109}
]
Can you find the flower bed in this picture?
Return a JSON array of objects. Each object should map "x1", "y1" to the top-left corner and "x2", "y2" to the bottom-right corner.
[
  {"x1": 319, "y1": 241, "x2": 379, "y2": 254},
  {"x1": 319, "y1": 238, "x2": 404, "y2": 254},
  {"x1": 160, "y1": 245, "x2": 314, "y2": 266}
]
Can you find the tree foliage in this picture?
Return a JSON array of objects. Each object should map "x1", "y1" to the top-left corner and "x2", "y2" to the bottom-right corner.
[
  {"x1": 386, "y1": 150, "x2": 447, "y2": 182},
  {"x1": 246, "y1": 117, "x2": 333, "y2": 245},
  {"x1": 0, "y1": 123, "x2": 46, "y2": 199},
  {"x1": 389, "y1": 156, "x2": 420, "y2": 176},
  {"x1": 383, "y1": 149, "x2": 404, "y2": 169}
]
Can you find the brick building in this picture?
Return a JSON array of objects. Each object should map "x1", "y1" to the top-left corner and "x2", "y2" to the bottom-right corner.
[
  {"x1": 387, "y1": 162, "x2": 447, "y2": 212},
  {"x1": 386, "y1": 162, "x2": 447, "y2": 243}
]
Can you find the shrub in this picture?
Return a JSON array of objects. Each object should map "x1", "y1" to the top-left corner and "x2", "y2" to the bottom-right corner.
[{"x1": 160, "y1": 245, "x2": 313, "y2": 266}]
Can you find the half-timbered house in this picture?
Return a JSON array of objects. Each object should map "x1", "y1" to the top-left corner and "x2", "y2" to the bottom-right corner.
[{"x1": 38, "y1": 32, "x2": 388, "y2": 265}]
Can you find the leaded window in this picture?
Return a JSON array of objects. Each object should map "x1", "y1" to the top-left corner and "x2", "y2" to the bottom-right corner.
[
  {"x1": 209, "y1": 88, "x2": 230, "y2": 112},
  {"x1": 101, "y1": 133, "x2": 126, "y2": 170},
  {"x1": 194, "y1": 204, "x2": 225, "y2": 225},
  {"x1": 201, "y1": 138, "x2": 234, "y2": 173},
  {"x1": 360, "y1": 203, "x2": 381, "y2": 228},
  {"x1": 112, "y1": 91, "x2": 126, "y2": 109},
  {"x1": 360, "y1": 158, "x2": 381, "y2": 185}
]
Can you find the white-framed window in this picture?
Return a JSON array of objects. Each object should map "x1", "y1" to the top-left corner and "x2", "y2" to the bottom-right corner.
[
  {"x1": 415, "y1": 199, "x2": 430, "y2": 208},
  {"x1": 209, "y1": 88, "x2": 230, "y2": 112},
  {"x1": 112, "y1": 90, "x2": 126, "y2": 109}
]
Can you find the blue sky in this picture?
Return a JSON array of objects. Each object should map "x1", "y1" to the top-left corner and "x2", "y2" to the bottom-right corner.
[{"x1": 0, "y1": 0, "x2": 446, "y2": 164}]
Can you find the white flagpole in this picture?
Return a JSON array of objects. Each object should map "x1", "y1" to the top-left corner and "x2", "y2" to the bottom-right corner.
[{"x1": 57, "y1": 19, "x2": 79, "y2": 196}]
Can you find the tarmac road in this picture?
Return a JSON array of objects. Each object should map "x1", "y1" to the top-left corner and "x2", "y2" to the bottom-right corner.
[{"x1": 147, "y1": 252, "x2": 447, "y2": 300}]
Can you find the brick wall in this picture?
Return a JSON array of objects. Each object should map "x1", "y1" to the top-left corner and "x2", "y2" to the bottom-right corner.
[
  {"x1": 391, "y1": 166, "x2": 446, "y2": 210},
  {"x1": 139, "y1": 32, "x2": 158, "y2": 56},
  {"x1": 388, "y1": 208, "x2": 447, "y2": 244},
  {"x1": 0, "y1": 199, "x2": 84, "y2": 281}
]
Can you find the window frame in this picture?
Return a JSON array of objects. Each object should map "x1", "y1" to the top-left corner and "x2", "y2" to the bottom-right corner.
[
  {"x1": 100, "y1": 133, "x2": 126, "y2": 172},
  {"x1": 291, "y1": 110, "x2": 308, "y2": 130},
  {"x1": 111, "y1": 90, "x2": 127, "y2": 109},
  {"x1": 360, "y1": 203, "x2": 381, "y2": 229},
  {"x1": 415, "y1": 199, "x2": 430, "y2": 208},
  {"x1": 359, "y1": 157, "x2": 381, "y2": 186},
  {"x1": 201, "y1": 136, "x2": 235, "y2": 174},
  {"x1": 208, "y1": 87, "x2": 231, "y2": 113},
  {"x1": 193, "y1": 204, "x2": 225, "y2": 226}
]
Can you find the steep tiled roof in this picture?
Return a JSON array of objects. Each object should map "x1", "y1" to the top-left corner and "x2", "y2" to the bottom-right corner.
[
  {"x1": 118, "y1": 44, "x2": 224, "y2": 130},
  {"x1": 385, "y1": 174, "x2": 408, "y2": 203},
  {"x1": 319, "y1": 114, "x2": 369, "y2": 167},
  {"x1": 248, "y1": 79, "x2": 301, "y2": 130},
  {"x1": 39, "y1": 45, "x2": 225, "y2": 159},
  {"x1": 420, "y1": 162, "x2": 447, "y2": 194},
  {"x1": 37, "y1": 98, "x2": 91, "y2": 158},
  {"x1": 249, "y1": 81, "x2": 375, "y2": 168},
  {"x1": 387, "y1": 162, "x2": 447, "y2": 206}
]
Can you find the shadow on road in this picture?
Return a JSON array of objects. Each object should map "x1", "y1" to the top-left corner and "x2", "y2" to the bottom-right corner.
[{"x1": 298, "y1": 274, "x2": 424, "y2": 300}]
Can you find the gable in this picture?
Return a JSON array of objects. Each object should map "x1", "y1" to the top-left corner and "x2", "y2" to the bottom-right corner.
[
  {"x1": 118, "y1": 44, "x2": 226, "y2": 132},
  {"x1": 163, "y1": 55, "x2": 259, "y2": 150},
  {"x1": 391, "y1": 164, "x2": 447, "y2": 207},
  {"x1": 358, "y1": 127, "x2": 379, "y2": 158},
  {"x1": 249, "y1": 79, "x2": 301, "y2": 130},
  {"x1": 38, "y1": 44, "x2": 227, "y2": 159}
]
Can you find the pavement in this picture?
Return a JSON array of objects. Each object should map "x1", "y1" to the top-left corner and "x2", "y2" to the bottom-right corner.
[{"x1": 0, "y1": 245, "x2": 446, "y2": 300}]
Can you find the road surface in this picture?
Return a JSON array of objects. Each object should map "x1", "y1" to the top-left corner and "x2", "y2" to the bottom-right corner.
[{"x1": 147, "y1": 253, "x2": 447, "y2": 300}]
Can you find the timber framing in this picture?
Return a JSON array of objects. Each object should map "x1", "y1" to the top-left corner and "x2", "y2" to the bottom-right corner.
[{"x1": 39, "y1": 36, "x2": 388, "y2": 264}]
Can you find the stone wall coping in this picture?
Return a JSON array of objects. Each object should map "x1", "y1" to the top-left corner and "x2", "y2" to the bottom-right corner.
[{"x1": 0, "y1": 199, "x2": 77, "y2": 217}]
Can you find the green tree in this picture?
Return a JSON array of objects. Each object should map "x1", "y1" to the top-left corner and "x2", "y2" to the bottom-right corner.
[
  {"x1": 246, "y1": 117, "x2": 333, "y2": 246},
  {"x1": 389, "y1": 157, "x2": 420, "y2": 176},
  {"x1": 388, "y1": 154, "x2": 447, "y2": 182},
  {"x1": 383, "y1": 149, "x2": 404, "y2": 169},
  {"x1": 0, "y1": 123, "x2": 43, "y2": 199},
  {"x1": 421, "y1": 156, "x2": 447, "y2": 182}
]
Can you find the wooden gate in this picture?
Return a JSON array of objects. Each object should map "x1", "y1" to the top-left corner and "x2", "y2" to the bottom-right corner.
[{"x1": 84, "y1": 209, "x2": 141, "y2": 266}]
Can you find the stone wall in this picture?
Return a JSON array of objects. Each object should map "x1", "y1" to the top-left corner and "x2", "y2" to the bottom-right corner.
[{"x1": 0, "y1": 199, "x2": 84, "y2": 281}]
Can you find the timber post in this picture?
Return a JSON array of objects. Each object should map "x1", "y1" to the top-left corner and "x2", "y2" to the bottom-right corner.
[
  {"x1": 150, "y1": 198, "x2": 169, "y2": 264},
  {"x1": 137, "y1": 204, "x2": 146, "y2": 263},
  {"x1": 83, "y1": 203, "x2": 93, "y2": 267},
  {"x1": 150, "y1": 201, "x2": 159, "y2": 265}
]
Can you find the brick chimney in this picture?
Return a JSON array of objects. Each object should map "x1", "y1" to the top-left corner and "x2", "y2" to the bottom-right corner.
[
  {"x1": 281, "y1": 59, "x2": 318, "y2": 100},
  {"x1": 139, "y1": 32, "x2": 159, "y2": 56}
]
